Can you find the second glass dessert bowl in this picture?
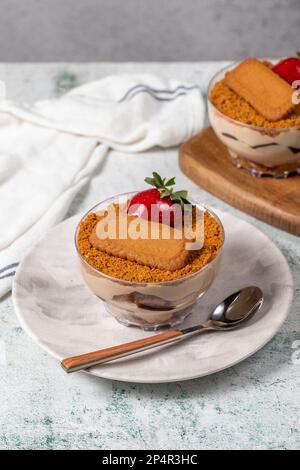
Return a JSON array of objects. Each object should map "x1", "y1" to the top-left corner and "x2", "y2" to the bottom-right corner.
[
  {"x1": 208, "y1": 61, "x2": 300, "y2": 178},
  {"x1": 75, "y1": 192, "x2": 224, "y2": 331}
]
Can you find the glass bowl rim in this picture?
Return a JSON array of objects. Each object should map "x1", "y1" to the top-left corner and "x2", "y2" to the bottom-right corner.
[
  {"x1": 74, "y1": 191, "x2": 225, "y2": 286},
  {"x1": 207, "y1": 60, "x2": 300, "y2": 132}
]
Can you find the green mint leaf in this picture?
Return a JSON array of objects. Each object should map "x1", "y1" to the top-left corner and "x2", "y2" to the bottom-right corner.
[
  {"x1": 144, "y1": 177, "x2": 156, "y2": 186},
  {"x1": 181, "y1": 197, "x2": 191, "y2": 205},
  {"x1": 297, "y1": 51, "x2": 300, "y2": 58},
  {"x1": 170, "y1": 190, "x2": 191, "y2": 207},
  {"x1": 165, "y1": 177, "x2": 176, "y2": 187},
  {"x1": 145, "y1": 172, "x2": 190, "y2": 205},
  {"x1": 173, "y1": 190, "x2": 188, "y2": 199},
  {"x1": 145, "y1": 175, "x2": 164, "y2": 189},
  {"x1": 160, "y1": 189, "x2": 173, "y2": 198},
  {"x1": 170, "y1": 194, "x2": 181, "y2": 203},
  {"x1": 152, "y1": 172, "x2": 164, "y2": 187}
]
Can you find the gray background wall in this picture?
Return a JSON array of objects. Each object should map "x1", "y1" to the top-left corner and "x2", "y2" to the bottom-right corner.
[{"x1": 0, "y1": 0, "x2": 298, "y2": 61}]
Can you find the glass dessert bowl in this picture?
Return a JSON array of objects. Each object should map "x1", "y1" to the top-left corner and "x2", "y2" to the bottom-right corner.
[
  {"x1": 75, "y1": 192, "x2": 224, "y2": 331},
  {"x1": 208, "y1": 61, "x2": 300, "y2": 178}
]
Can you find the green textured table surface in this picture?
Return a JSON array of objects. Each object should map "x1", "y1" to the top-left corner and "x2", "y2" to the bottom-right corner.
[{"x1": 0, "y1": 62, "x2": 299, "y2": 450}]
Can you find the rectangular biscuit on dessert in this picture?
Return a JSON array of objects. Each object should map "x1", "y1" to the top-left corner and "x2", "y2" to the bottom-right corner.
[
  {"x1": 225, "y1": 58, "x2": 295, "y2": 121},
  {"x1": 90, "y1": 230, "x2": 191, "y2": 271},
  {"x1": 89, "y1": 207, "x2": 198, "y2": 271}
]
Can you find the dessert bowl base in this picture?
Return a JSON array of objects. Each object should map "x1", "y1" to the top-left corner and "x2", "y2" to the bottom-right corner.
[
  {"x1": 105, "y1": 302, "x2": 196, "y2": 331},
  {"x1": 229, "y1": 152, "x2": 300, "y2": 179}
]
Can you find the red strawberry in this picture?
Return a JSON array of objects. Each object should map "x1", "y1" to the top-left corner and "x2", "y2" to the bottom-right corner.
[
  {"x1": 127, "y1": 172, "x2": 190, "y2": 227},
  {"x1": 272, "y1": 53, "x2": 300, "y2": 86}
]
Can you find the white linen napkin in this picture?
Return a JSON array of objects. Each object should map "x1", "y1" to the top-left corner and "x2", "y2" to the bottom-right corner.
[{"x1": 0, "y1": 74, "x2": 205, "y2": 297}]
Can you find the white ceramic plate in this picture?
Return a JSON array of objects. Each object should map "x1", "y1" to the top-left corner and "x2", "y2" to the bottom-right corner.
[{"x1": 12, "y1": 210, "x2": 293, "y2": 383}]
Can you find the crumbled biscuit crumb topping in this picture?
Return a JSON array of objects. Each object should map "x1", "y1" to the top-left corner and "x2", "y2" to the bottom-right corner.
[
  {"x1": 210, "y1": 79, "x2": 300, "y2": 128},
  {"x1": 77, "y1": 211, "x2": 223, "y2": 283}
]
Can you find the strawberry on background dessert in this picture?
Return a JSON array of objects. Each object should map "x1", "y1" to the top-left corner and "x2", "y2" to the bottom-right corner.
[
  {"x1": 272, "y1": 52, "x2": 300, "y2": 86},
  {"x1": 208, "y1": 54, "x2": 300, "y2": 177}
]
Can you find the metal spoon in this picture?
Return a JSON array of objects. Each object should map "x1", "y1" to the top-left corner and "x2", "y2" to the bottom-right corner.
[{"x1": 61, "y1": 286, "x2": 263, "y2": 373}]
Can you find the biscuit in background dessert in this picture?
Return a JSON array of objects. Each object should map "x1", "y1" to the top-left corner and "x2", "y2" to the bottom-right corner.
[{"x1": 225, "y1": 58, "x2": 295, "y2": 121}]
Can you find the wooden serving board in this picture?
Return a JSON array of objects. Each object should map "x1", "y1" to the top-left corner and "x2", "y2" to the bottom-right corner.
[{"x1": 179, "y1": 127, "x2": 300, "y2": 236}]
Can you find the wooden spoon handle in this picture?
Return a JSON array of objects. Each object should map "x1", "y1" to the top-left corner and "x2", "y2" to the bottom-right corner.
[{"x1": 61, "y1": 329, "x2": 183, "y2": 373}]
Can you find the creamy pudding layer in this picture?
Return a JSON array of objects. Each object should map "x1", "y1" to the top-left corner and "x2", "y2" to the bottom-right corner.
[
  {"x1": 209, "y1": 104, "x2": 300, "y2": 168},
  {"x1": 79, "y1": 256, "x2": 222, "y2": 327}
]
